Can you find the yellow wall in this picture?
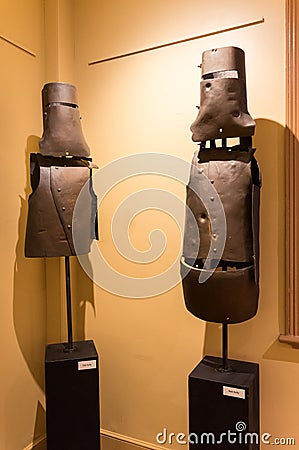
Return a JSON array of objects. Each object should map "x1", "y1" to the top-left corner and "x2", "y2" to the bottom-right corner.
[
  {"x1": 73, "y1": 0, "x2": 297, "y2": 449},
  {"x1": 0, "y1": 1, "x2": 46, "y2": 449},
  {"x1": 1, "y1": 1, "x2": 299, "y2": 450},
  {"x1": 0, "y1": 2, "x2": 80, "y2": 449}
]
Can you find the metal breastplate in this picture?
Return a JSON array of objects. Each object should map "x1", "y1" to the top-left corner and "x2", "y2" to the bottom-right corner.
[
  {"x1": 25, "y1": 154, "x2": 97, "y2": 257},
  {"x1": 181, "y1": 149, "x2": 261, "y2": 324}
]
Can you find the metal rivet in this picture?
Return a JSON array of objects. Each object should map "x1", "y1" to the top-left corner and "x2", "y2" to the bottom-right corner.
[
  {"x1": 67, "y1": 225, "x2": 71, "y2": 229},
  {"x1": 210, "y1": 196, "x2": 214, "y2": 201},
  {"x1": 57, "y1": 188, "x2": 61, "y2": 192},
  {"x1": 219, "y1": 128, "x2": 223, "y2": 133},
  {"x1": 198, "y1": 168, "x2": 203, "y2": 174},
  {"x1": 210, "y1": 179, "x2": 214, "y2": 184},
  {"x1": 66, "y1": 151, "x2": 69, "y2": 156},
  {"x1": 55, "y1": 167, "x2": 58, "y2": 170},
  {"x1": 213, "y1": 248, "x2": 217, "y2": 253},
  {"x1": 62, "y1": 207, "x2": 66, "y2": 211},
  {"x1": 213, "y1": 234, "x2": 217, "y2": 239},
  {"x1": 199, "y1": 214, "x2": 207, "y2": 223},
  {"x1": 231, "y1": 162, "x2": 236, "y2": 167}
]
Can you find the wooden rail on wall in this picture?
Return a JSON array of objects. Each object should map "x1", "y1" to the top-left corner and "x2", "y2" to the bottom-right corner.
[{"x1": 279, "y1": 0, "x2": 299, "y2": 347}]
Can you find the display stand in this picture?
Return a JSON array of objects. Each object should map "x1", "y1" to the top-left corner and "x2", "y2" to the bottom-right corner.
[
  {"x1": 188, "y1": 325, "x2": 259, "y2": 449},
  {"x1": 45, "y1": 257, "x2": 100, "y2": 450}
]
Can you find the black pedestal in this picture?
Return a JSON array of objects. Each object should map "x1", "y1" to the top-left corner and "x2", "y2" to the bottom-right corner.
[
  {"x1": 45, "y1": 340, "x2": 100, "y2": 450},
  {"x1": 189, "y1": 356, "x2": 259, "y2": 449}
]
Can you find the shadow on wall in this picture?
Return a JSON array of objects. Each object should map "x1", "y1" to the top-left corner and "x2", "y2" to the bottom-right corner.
[
  {"x1": 200, "y1": 119, "x2": 299, "y2": 364},
  {"x1": 13, "y1": 135, "x2": 47, "y2": 443},
  {"x1": 13, "y1": 135, "x2": 97, "y2": 444},
  {"x1": 72, "y1": 256, "x2": 96, "y2": 342},
  {"x1": 13, "y1": 135, "x2": 46, "y2": 391},
  {"x1": 43, "y1": 255, "x2": 96, "y2": 345},
  {"x1": 33, "y1": 401, "x2": 47, "y2": 448}
]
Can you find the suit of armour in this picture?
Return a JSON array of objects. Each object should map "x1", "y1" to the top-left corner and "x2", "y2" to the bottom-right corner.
[{"x1": 181, "y1": 47, "x2": 261, "y2": 324}]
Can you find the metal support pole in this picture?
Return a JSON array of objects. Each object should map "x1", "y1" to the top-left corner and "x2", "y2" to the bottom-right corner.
[
  {"x1": 222, "y1": 323, "x2": 228, "y2": 371},
  {"x1": 219, "y1": 262, "x2": 231, "y2": 372},
  {"x1": 65, "y1": 256, "x2": 74, "y2": 351}
]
